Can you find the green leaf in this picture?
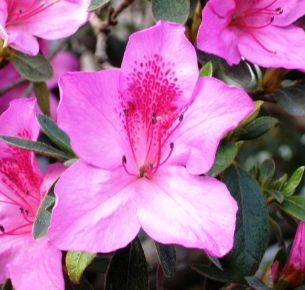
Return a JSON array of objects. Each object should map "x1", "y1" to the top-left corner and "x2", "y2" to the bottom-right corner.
[
  {"x1": 0, "y1": 136, "x2": 70, "y2": 160},
  {"x1": 33, "y1": 82, "x2": 50, "y2": 116},
  {"x1": 240, "y1": 101, "x2": 264, "y2": 127},
  {"x1": 105, "y1": 238, "x2": 148, "y2": 290},
  {"x1": 1, "y1": 280, "x2": 13, "y2": 290},
  {"x1": 270, "y1": 174, "x2": 287, "y2": 191},
  {"x1": 11, "y1": 52, "x2": 53, "y2": 82},
  {"x1": 193, "y1": 165, "x2": 270, "y2": 282},
  {"x1": 234, "y1": 117, "x2": 278, "y2": 140},
  {"x1": 66, "y1": 251, "x2": 96, "y2": 284},
  {"x1": 152, "y1": 0, "x2": 190, "y2": 24},
  {"x1": 37, "y1": 114, "x2": 75, "y2": 155},
  {"x1": 208, "y1": 140, "x2": 238, "y2": 177},
  {"x1": 274, "y1": 85, "x2": 305, "y2": 116},
  {"x1": 199, "y1": 62, "x2": 213, "y2": 77},
  {"x1": 155, "y1": 242, "x2": 176, "y2": 278},
  {"x1": 245, "y1": 276, "x2": 271, "y2": 290},
  {"x1": 280, "y1": 195, "x2": 305, "y2": 221},
  {"x1": 259, "y1": 159, "x2": 275, "y2": 185},
  {"x1": 33, "y1": 182, "x2": 56, "y2": 239},
  {"x1": 88, "y1": 0, "x2": 110, "y2": 11},
  {"x1": 282, "y1": 166, "x2": 305, "y2": 196},
  {"x1": 267, "y1": 190, "x2": 284, "y2": 204}
]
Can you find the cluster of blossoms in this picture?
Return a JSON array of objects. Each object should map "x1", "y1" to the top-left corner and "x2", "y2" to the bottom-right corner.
[{"x1": 0, "y1": 0, "x2": 305, "y2": 289}]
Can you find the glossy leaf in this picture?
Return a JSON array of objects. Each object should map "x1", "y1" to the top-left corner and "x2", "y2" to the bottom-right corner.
[
  {"x1": 11, "y1": 52, "x2": 53, "y2": 82},
  {"x1": 152, "y1": 0, "x2": 190, "y2": 24},
  {"x1": 66, "y1": 251, "x2": 96, "y2": 284},
  {"x1": 199, "y1": 61, "x2": 213, "y2": 77},
  {"x1": 282, "y1": 166, "x2": 305, "y2": 196},
  {"x1": 280, "y1": 195, "x2": 305, "y2": 221},
  {"x1": 259, "y1": 159, "x2": 275, "y2": 185},
  {"x1": 105, "y1": 238, "x2": 148, "y2": 290},
  {"x1": 88, "y1": 0, "x2": 110, "y2": 11},
  {"x1": 33, "y1": 82, "x2": 50, "y2": 116},
  {"x1": 155, "y1": 242, "x2": 176, "y2": 278}
]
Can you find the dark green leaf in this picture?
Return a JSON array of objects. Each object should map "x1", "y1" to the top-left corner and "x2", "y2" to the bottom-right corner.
[
  {"x1": 199, "y1": 62, "x2": 213, "y2": 77},
  {"x1": 105, "y1": 238, "x2": 148, "y2": 290},
  {"x1": 152, "y1": 0, "x2": 190, "y2": 24},
  {"x1": 33, "y1": 82, "x2": 50, "y2": 116},
  {"x1": 280, "y1": 195, "x2": 305, "y2": 221},
  {"x1": 239, "y1": 101, "x2": 264, "y2": 127},
  {"x1": 194, "y1": 165, "x2": 270, "y2": 282},
  {"x1": 88, "y1": 0, "x2": 110, "y2": 11},
  {"x1": 245, "y1": 276, "x2": 271, "y2": 290},
  {"x1": 1, "y1": 280, "x2": 13, "y2": 290},
  {"x1": 267, "y1": 190, "x2": 284, "y2": 203},
  {"x1": 282, "y1": 166, "x2": 305, "y2": 196},
  {"x1": 0, "y1": 136, "x2": 70, "y2": 160},
  {"x1": 270, "y1": 174, "x2": 288, "y2": 191},
  {"x1": 155, "y1": 242, "x2": 176, "y2": 278},
  {"x1": 11, "y1": 52, "x2": 53, "y2": 82},
  {"x1": 259, "y1": 159, "x2": 275, "y2": 185},
  {"x1": 33, "y1": 182, "x2": 56, "y2": 239},
  {"x1": 234, "y1": 117, "x2": 278, "y2": 140},
  {"x1": 37, "y1": 114, "x2": 75, "y2": 155},
  {"x1": 66, "y1": 251, "x2": 96, "y2": 284},
  {"x1": 274, "y1": 85, "x2": 305, "y2": 116},
  {"x1": 208, "y1": 140, "x2": 238, "y2": 177}
]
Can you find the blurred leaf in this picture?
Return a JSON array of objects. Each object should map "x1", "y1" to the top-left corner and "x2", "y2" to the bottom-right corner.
[
  {"x1": 155, "y1": 242, "x2": 176, "y2": 278},
  {"x1": 88, "y1": 0, "x2": 110, "y2": 11},
  {"x1": 280, "y1": 196, "x2": 305, "y2": 221},
  {"x1": 1, "y1": 280, "x2": 13, "y2": 290},
  {"x1": 274, "y1": 85, "x2": 305, "y2": 116},
  {"x1": 245, "y1": 276, "x2": 271, "y2": 290},
  {"x1": 259, "y1": 159, "x2": 275, "y2": 185},
  {"x1": 37, "y1": 114, "x2": 75, "y2": 155},
  {"x1": 0, "y1": 136, "x2": 70, "y2": 160},
  {"x1": 65, "y1": 275, "x2": 93, "y2": 290},
  {"x1": 152, "y1": 0, "x2": 190, "y2": 24},
  {"x1": 208, "y1": 140, "x2": 238, "y2": 177},
  {"x1": 33, "y1": 82, "x2": 50, "y2": 116},
  {"x1": 267, "y1": 190, "x2": 284, "y2": 203},
  {"x1": 33, "y1": 182, "x2": 56, "y2": 239},
  {"x1": 234, "y1": 117, "x2": 278, "y2": 140},
  {"x1": 270, "y1": 174, "x2": 288, "y2": 191},
  {"x1": 240, "y1": 100, "x2": 264, "y2": 127},
  {"x1": 193, "y1": 165, "x2": 269, "y2": 282},
  {"x1": 199, "y1": 61, "x2": 213, "y2": 77},
  {"x1": 66, "y1": 251, "x2": 96, "y2": 284},
  {"x1": 11, "y1": 52, "x2": 53, "y2": 82},
  {"x1": 282, "y1": 166, "x2": 305, "y2": 196},
  {"x1": 105, "y1": 238, "x2": 148, "y2": 290}
]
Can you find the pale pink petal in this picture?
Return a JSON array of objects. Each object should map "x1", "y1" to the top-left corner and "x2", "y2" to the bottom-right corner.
[
  {"x1": 0, "y1": 24, "x2": 8, "y2": 47},
  {"x1": 12, "y1": 0, "x2": 89, "y2": 40},
  {"x1": 137, "y1": 166, "x2": 238, "y2": 257},
  {"x1": 48, "y1": 160, "x2": 140, "y2": 253},
  {"x1": 238, "y1": 25, "x2": 305, "y2": 72},
  {"x1": 8, "y1": 238, "x2": 64, "y2": 290},
  {"x1": 197, "y1": 2, "x2": 241, "y2": 65},
  {"x1": 6, "y1": 28, "x2": 39, "y2": 55},
  {"x1": 0, "y1": 2, "x2": 7, "y2": 25},
  {"x1": 58, "y1": 70, "x2": 128, "y2": 169},
  {"x1": 120, "y1": 21, "x2": 198, "y2": 106},
  {"x1": 170, "y1": 77, "x2": 254, "y2": 175}
]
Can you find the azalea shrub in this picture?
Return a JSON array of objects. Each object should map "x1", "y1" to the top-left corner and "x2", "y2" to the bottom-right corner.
[{"x1": 0, "y1": 0, "x2": 305, "y2": 290}]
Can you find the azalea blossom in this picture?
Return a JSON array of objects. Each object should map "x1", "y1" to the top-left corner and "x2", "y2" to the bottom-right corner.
[
  {"x1": 0, "y1": 0, "x2": 89, "y2": 55},
  {"x1": 197, "y1": 0, "x2": 305, "y2": 71},
  {"x1": 48, "y1": 21, "x2": 254, "y2": 257},
  {"x1": 0, "y1": 98, "x2": 65, "y2": 290}
]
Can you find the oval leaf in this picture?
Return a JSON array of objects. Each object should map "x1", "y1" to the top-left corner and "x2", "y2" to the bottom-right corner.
[
  {"x1": 199, "y1": 62, "x2": 213, "y2": 77},
  {"x1": 282, "y1": 166, "x2": 305, "y2": 196},
  {"x1": 11, "y1": 52, "x2": 53, "y2": 82},
  {"x1": 152, "y1": 0, "x2": 190, "y2": 24},
  {"x1": 280, "y1": 195, "x2": 305, "y2": 221},
  {"x1": 66, "y1": 251, "x2": 96, "y2": 284},
  {"x1": 33, "y1": 82, "x2": 50, "y2": 116}
]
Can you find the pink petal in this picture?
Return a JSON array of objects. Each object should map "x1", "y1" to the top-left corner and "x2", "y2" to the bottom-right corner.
[
  {"x1": 8, "y1": 238, "x2": 64, "y2": 290},
  {"x1": 238, "y1": 25, "x2": 305, "y2": 71},
  {"x1": 137, "y1": 165, "x2": 238, "y2": 257},
  {"x1": 197, "y1": 2, "x2": 241, "y2": 65},
  {"x1": 0, "y1": 24, "x2": 8, "y2": 47},
  {"x1": 0, "y1": 2, "x2": 7, "y2": 25},
  {"x1": 120, "y1": 21, "x2": 199, "y2": 106},
  {"x1": 11, "y1": 0, "x2": 89, "y2": 40},
  {"x1": 48, "y1": 160, "x2": 140, "y2": 253},
  {"x1": 171, "y1": 77, "x2": 254, "y2": 175},
  {"x1": 57, "y1": 70, "x2": 128, "y2": 169},
  {"x1": 208, "y1": 0, "x2": 236, "y2": 17}
]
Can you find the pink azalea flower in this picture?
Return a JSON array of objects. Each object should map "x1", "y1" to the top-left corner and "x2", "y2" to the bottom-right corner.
[
  {"x1": 0, "y1": 0, "x2": 89, "y2": 55},
  {"x1": 48, "y1": 21, "x2": 254, "y2": 257},
  {"x1": 197, "y1": 0, "x2": 305, "y2": 71},
  {"x1": 0, "y1": 98, "x2": 65, "y2": 290}
]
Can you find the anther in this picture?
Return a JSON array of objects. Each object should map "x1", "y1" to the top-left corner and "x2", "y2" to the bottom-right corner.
[
  {"x1": 0, "y1": 225, "x2": 5, "y2": 232},
  {"x1": 170, "y1": 142, "x2": 174, "y2": 149},
  {"x1": 152, "y1": 113, "x2": 157, "y2": 124},
  {"x1": 122, "y1": 155, "x2": 127, "y2": 164},
  {"x1": 25, "y1": 210, "x2": 29, "y2": 216},
  {"x1": 19, "y1": 207, "x2": 24, "y2": 213},
  {"x1": 123, "y1": 108, "x2": 128, "y2": 116},
  {"x1": 25, "y1": 190, "x2": 29, "y2": 195},
  {"x1": 179, "y1": 114, "x2": 184, "y2": 122}
]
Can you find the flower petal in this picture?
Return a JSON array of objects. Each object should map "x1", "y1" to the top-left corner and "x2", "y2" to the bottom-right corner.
[
  {"x1": 171, "y1": 77, "x2": 253, "y2": 175},
  {"x1": 238, "y1": 25, "x2": 305, "y2": 71},
  {"x1": 120, "y1": 21, "x2": 198, "y2": 106},
  {"x1": 137, "y1": 166, "x2": 238, "y2": 257},
  {"x1": 58, "y1": 70, "x2": 128, "y2": 169},
  {"x1": 48, "y1": 160, "x2": 140, "y2": 253},
  {"x1": 8, "y1": 238, "x2": 64, "y2": 290},
  {"x1": 0, "y1": 2, "x2": 7, "y2": 25}
]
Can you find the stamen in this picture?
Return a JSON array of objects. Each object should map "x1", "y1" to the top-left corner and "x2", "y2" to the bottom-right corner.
[
  {"x1": 0, "y1": 225, "x2": 4, "y2": 232},
  {"x1": 159, "y1": 142, "x2": 175, "y2": 166},
  {"x1": 122, "y1": 155, "x2": 137, "y2": 177}
]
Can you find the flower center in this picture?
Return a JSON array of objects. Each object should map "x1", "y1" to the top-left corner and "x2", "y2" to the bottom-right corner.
[
  {"x1": 230, "y1": 0, "x2": 283, "y2": 53},
  {"x1": 0, "y1": 130, "x2": 43, "y2": 237},
  {"x1": 120, "y1": 54, "x2": 184, "y2": 179},
  {"x1": 6, "y1": 0, "x2": 60, "y2": 27}
]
